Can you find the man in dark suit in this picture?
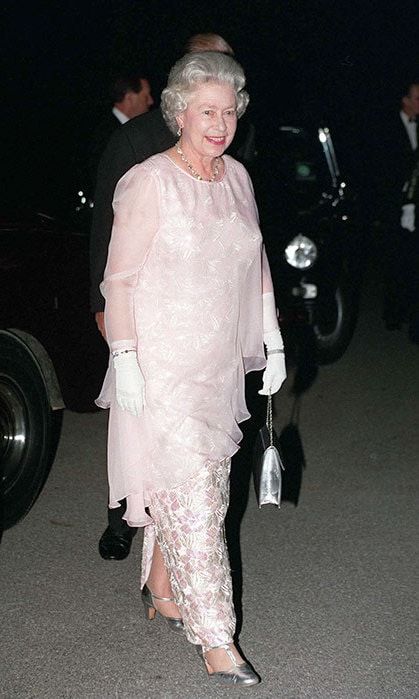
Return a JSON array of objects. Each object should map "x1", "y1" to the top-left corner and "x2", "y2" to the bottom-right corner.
[
  {"x1": 399, "y1": 145, "x2": 419, "y2": 343},
  {"x1": 88, "y1": 72, "x2": 154, "y2": 190},
  {"x1": 91, "y1": 106, "x2": 173, "y2": 559},
  {"x1": 91, "y1": 33, "x2": 259, "y2": 560},
  {"x1": 377, "y1": 82, "x2": 419, "y2": 332}
]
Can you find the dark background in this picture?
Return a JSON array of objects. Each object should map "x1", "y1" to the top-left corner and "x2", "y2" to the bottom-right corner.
[{"x1": 2, "y1": 0, "x2": 419, "y2": 215}]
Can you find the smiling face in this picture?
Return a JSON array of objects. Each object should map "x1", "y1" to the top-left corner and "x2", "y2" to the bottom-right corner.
[{"x1": 176, "y1": 81, "x2": 238, "y2": 160}]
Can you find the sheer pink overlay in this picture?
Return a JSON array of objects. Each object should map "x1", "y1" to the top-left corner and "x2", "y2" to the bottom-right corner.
[{"x1": 96, "y1": 154, "x2": 274, "y2": 526}]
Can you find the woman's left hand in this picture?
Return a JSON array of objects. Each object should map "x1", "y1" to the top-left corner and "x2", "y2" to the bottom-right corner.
[{"x1": 258, "y1": 353, "x2": 287, "y2": 395}]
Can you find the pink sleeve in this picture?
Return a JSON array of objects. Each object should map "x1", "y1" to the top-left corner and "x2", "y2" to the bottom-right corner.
[
  {"x1": 100, "y1": 165, "x2": 159, "y2": 350},
  {"x1": 262, "y1": 245, "x2": 274, "y2": 294},
  {"x1": 243, "y1": 165, "x2": 274, "y2": 296}
]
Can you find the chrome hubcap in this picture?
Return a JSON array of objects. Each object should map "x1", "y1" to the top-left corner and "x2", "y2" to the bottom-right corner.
[{"x1": 0, "y1": 376, "x2": 27, "y2": 488}]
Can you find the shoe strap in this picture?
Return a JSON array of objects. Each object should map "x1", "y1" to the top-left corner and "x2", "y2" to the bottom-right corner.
[
  {"x1": 149, "y1": 590, "x2": 176, "y2": 603},
  {"x1": 203, "y1": 643, "x2": 238, "y2": 667}
]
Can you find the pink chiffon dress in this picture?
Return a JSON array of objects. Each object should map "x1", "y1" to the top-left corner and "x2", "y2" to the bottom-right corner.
[{"x1": 96, "y1": 153, "x2": 274, "y2": 528}]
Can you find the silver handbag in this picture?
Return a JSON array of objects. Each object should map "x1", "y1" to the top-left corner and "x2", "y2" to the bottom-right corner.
[{"x1": 253, "y1": 393, "x2": 285, "y2": 508}]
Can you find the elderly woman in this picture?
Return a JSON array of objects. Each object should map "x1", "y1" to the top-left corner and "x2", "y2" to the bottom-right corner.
[{"x1": 97, "y1": 51, "x2": 286, "y2": 686}]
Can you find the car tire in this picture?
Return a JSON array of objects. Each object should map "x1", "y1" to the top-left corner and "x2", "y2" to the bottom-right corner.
[
  {"x1": 313, "y1": 274, "x2": 359, "y2": 365},
  {"x1": 0, "y1": 333, "x2": 62, "y2": 531}
]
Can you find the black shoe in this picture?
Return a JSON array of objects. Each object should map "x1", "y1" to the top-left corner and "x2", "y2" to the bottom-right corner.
[{"x1": 98, "y1": 526, "x2": 133, "y2": 560}]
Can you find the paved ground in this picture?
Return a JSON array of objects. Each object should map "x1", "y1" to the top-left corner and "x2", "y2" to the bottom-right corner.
[{"x1": 1, "y1": 269, "x2": 418, "y2": 699}]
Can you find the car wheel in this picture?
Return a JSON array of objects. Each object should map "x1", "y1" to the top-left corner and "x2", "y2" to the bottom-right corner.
[
  {"x1": 313, "y1": 276, "x2": 359, "y2": 365},
  {"x1": 0, "y1": 334, "x2": 62, "y2": 531}
]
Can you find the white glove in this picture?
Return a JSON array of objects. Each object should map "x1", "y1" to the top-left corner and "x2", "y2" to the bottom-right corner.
[
  {"x1": 262, "y1": 292, "x2": 279, "y2": 333},
  {"x1": 401, "y1": 203, "x2": 415, "y2": 232},
  {"x1": 259, "y1": 353, "x2": 287, "y2": 395},
  {"x1": 113, "y1": 351, "x2": 145, "y2": 417},
  {"x1": 259, "y1": 327, "x2": 287, "y2": 395}
]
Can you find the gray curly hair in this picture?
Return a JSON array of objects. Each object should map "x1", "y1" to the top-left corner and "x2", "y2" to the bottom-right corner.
[{"x1": 161, "y1": 52, "x2": 249, "y2": 135}]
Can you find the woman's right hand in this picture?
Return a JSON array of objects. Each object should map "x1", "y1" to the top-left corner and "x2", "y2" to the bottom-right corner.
[{"x1": 113, "y1": 351, "x2": 145, "y2": 416}]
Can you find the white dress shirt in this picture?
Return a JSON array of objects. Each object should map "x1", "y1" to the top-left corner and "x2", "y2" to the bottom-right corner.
[
  {"x1": 399, "y1": 111, "x2": 417, "y2": 229},
  {"x1": 112, "y1": 106, "x2": 130, "y2": 125},
  {"x1": 400, "y1": 110, "x2": 417, "y2": 151}
]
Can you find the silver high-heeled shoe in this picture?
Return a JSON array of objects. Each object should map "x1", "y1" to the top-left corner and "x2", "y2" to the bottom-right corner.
[
  {"x1": 141, "y1": 585, "x2": 184, "y2": 634},
  {"x1": 201, "y1": 644, "x2": 261, "y2": 686}
]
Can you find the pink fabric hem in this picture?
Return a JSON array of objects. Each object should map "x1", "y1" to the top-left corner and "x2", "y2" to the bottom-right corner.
[{"x1": 109, "y1": 443, "x2": 241, "y2": 529}]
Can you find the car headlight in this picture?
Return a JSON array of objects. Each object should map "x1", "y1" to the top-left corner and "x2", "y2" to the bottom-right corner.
[{"x1": 285, "y1": 235, "x2": 318, "y2": 269}]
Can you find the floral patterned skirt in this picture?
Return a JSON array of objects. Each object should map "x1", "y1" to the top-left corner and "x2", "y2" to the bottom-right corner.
[{"x1": 141, "y1": 458, "x2": 235, "y2": 649}]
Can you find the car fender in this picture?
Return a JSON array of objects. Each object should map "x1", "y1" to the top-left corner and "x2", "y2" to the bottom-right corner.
[{"x1": 1, "y1": 329, "x2": 65, "y2": 410}]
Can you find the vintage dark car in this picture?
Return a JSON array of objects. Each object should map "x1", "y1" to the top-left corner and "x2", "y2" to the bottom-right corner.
[
  {"x1": 0, "y1": 210, "x2": 108, "y2": 531},
  {"x1": 252, "y1": 123, "x2": 363, "y2": 365}
]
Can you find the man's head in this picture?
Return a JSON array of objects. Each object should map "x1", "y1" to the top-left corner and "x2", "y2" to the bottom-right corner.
[
  {"x1": 110, "y1": 75, "x2": 154, "y2": 119},
  {"x1": 184, "y1": 33, "x2": 234, "y2": 56},
  {"x1": 401, "y1": 82, "x2": 419, "y2": 119}
]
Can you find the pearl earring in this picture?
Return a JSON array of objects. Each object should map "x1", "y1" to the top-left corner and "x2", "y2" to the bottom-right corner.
[{"x1": 176, "y1": 126, "x2": 182, "y2": 137}]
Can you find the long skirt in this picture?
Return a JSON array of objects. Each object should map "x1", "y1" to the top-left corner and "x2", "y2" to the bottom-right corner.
[{"x1": 140, "y1": 458, "x2": 235, "y2": 649}]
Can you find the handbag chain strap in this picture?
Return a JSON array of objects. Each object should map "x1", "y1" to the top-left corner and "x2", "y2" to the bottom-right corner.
[{"x1": 266, "y1": 391, "x2": 273, "y2": 447}]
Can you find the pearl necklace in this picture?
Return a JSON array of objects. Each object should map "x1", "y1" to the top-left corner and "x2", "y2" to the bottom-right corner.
[{"x1": 175, "y1": 141, "x2": 220, "y2": 182}]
